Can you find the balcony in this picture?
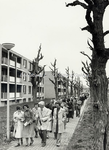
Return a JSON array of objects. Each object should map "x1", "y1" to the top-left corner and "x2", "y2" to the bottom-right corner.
[
  {"x1": 1, "y1": 92, "x2": 7, "y2": 99},
  {"x1": 16, "y1": 93, "x2": 21, "y2": 97},
  {"x1": 10, "y1": 76, "x2": 15, "y2": 82},
  {"x1": 1, "y1": 75, "x2": 7, "y2": 82},
  {"x1": 1, "y1": 92, "x2": 22, "y2": 99},
  {"x1": 16, "y1": 77, "x2": 21, "y2": 83},
  {"x1": 17, "y1": 63, "x2": 21, "y2": 68},
  {"x1": 2, "y1": 57, "x2": 8, "y2": 65},
  {"x1": 10, "y1": 60, "x2": 15, "y2": 66}
]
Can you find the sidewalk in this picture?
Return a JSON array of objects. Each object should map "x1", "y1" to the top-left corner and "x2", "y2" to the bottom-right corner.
[{"x1": 7, "y1": 100, "x2": 87, "y2": 150}]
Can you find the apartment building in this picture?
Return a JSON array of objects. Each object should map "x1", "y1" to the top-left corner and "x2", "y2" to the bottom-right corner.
[
  {"x1": 0, "y1": 44, "x2": 44, "y2": 106},
  {"x1": 44, "y1": 71, "x2": 67, "y2": 99}
]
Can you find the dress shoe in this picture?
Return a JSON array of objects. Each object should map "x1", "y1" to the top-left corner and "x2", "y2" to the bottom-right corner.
[
  {"x1": 35, "y1": 135, "x2": 38, "y2": 138},
  {"x1": 41, "y1": 143, "x2": 46, "y2": 147},
  {"x1": 30, "y1": 139, "x2": 34, "y2": 145},
  {"x1": 15, "y1": 143, "x2": 20, "y2": 147},
  {"x1": 56, "y1": 140, "x2": 60, "y2": 147}
]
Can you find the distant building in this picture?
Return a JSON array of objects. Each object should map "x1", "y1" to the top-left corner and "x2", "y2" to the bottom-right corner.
[
  {"x1": 0, "y1": 44, "x2": 44, "y2": 106},
  {"x1": 44, "y1": 71, "x2": 67, "y2": 99}
]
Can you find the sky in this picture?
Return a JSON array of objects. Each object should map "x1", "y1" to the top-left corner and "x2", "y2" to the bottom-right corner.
[{"x1": 0, "y1": 0, "x2": 109, "y2": 86}]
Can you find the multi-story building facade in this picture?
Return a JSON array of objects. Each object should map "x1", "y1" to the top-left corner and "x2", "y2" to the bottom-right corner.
[
  {"x1": 0, "y1": 44, "x2": 44, "y2": 106},
  {"x1": 44, "y1": 71, "x2": 68, "y2": 99}
]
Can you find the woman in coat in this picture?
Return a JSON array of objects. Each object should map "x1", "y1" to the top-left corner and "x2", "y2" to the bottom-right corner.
[
  {"x1": 52, "y1": 101, "x2": 66, "y2": 147},
  {"x1": 22, "y1": 104, "x2": 35, "y2": 146},
  {"x1": 13, "y1": 105, "x2": 24, "y2": 147}
]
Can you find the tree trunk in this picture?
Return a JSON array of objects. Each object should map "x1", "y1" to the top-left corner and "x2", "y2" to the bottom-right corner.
[
  {"x1": 54, "y1": 77, "x2": 58, "y2": 100},
  {"x1": 32, "y1": 86, "x2": 37, "y2": 102},
  {"x1": 91, "y1": 56, "x2": 108, "y2": 150},
  {"x1": 70, "y1": 84, "x2": 73, "y2": 96}
]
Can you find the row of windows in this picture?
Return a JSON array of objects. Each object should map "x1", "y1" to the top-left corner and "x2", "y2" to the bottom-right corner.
[
  {"x1": 23, "y1": 85, "x2": 31, "y2": 94},
  {"x1": 2, "y1": 51, "x2": 32, "y2": 71}
]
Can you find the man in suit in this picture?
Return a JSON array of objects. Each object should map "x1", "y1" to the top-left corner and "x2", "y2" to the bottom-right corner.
[{"x1": 38, "y1": 101, "x2": 51, "y2": 147}]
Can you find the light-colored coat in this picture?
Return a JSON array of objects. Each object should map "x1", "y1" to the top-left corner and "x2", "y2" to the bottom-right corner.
[
  {"x1": 38, "y1": 107, "x2": 52, "y2": 130},
  {"x1": 53, "y1": 108, "x2": 66, "y2": 133},
  {"x1": 13, "y1": 110, "x2": 24, "y2": 138}
]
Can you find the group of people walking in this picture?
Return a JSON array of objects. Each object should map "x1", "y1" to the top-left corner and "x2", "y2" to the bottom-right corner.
[{"x1": 12, "y1": 95, "x2": 87, "y2": 147}]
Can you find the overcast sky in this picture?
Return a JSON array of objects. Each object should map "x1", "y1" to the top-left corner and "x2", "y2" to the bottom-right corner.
[{"x1": 0, "y1": 0, "x2": 109, "y2": 85}]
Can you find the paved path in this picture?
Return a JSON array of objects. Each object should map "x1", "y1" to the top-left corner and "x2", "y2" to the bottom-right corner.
[{"x1": 7, "y1": 100, "x2": 87, "y2": 150}]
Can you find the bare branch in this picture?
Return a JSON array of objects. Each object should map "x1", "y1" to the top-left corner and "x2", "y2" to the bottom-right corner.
[
  {"x1": 81, "y1": 26, "x2": 91, "y2": 33},
  {"x1": 50, "y1": 62, "x2": 54, "y2": 67},
  {"x1": 37, "y1": 65, "x2": 46, "y2": 74},
  {"x1": 49, "y1": 66, "x2": 54, "y2": 73},
  {"x1": 85, "y1": 6, "x2": 94, "y2": 29},
  {"x1": 87, "y1": 39, "x2": 94, "y2": 50},
  {"x1": 65, "y1": 1, "x2": 88, "y2": 9},
  {"x1": 103, "y1": 30, "x2": 109, "y2": 37},
  {"x1": 80, "y1": 51, "x2": 92, "y2": 61},
  {"x1": 36, "y1": 71, "x2": 45, "y2": 85},
  {"x1": 104, "y1": 48, "x2": 109, "y2": 58},
  {"x1": 39, "y1": 53, "x2": 44, "y2": 61},
  {"x1": 49, "y1": 78, "x2": 55, "y2": 85},
  {"x1": 54, "y1": 59, "x2": 57, "y2": 66},
  {"x1": 84, "y1": 0, "x2": 94, "y2": 5},
  {"x1": 35, "y1": 44, "x2": 44, "y2": 62},
  {"x1": 36, "y1": 44, "x2": 41, "y2": 59},
  {"x1": 82, "y1": 61, "x2": 89, "y2": 72},
  {"x1": 82, "y1": 67, "x2": 88, "y2": 75}
]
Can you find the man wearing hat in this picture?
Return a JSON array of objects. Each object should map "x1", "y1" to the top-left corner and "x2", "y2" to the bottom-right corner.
[{"x1": 38, "y1": 101, "x2": 51, "y2": 147}]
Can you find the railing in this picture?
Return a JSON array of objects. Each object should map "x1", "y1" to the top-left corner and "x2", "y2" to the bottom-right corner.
[
  {"x1": 1, "y1": 92, "x2": 22, "y2": 99},
  {"x1": 16, "y1": 77, "x2": 21, "y2": 83},
  {"x1": 10, "y1": 76, "x2": 15, "y2": 82},
  {"x1": 2, "y1": 57, "x2": 8, "y2": 65},
  {"x1": 16, "y1": 93, "x2": 21, "y2": 97},
  {"x1": 10, "y1": 60, "x2": 15, "y2": 66},
  {"x1": 1, "y1": 75, "x2": 7, "y2": 82},
  {"x1": 1, "y1": 92, "x2": 7, "y2": 99},
  {"x1": 17, "y1": 63, "x2": 21, "y2": 68}
]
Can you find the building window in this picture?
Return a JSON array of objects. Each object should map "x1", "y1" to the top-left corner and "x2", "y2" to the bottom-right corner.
[
  {"x1": 28, "y1": 73, "x2": 31, "y2": 82},
  {"x1": 28, "y1": 86, "x2": 31, "y2": 94},
  {"x1": 29, "y1": 62, "x2": 32, "y2": 70},
  {"x1": 23, "y1": 72, "x2": 26, "y2": 81},
  {"x1": 23, "y1": 59, "x2": 27, "y2": 68},
  {"x1": 23, "y1": 85, "x2": 26, "y2": 94}
]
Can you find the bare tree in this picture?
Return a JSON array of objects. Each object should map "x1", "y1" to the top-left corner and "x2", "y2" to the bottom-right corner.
[
  {"x1": 49, "y1": 59, "x2": 58, "y2": 100},
  {"x1": 69, "y1": 70, "x2": 74, "y2": 97},
  {"x1": 66, "y1": 1, "x2": 109, "y2": 149},
  {"x1": 30, "y1": 44, "x2": 46, "y2": 101},
  {"x1": 65, "y1": 67, "x2": 70, "y2": 98}
]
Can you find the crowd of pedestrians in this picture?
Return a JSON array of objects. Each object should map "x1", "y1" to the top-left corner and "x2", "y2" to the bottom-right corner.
[{"x1": 12, "y1": 94, "x2": 88, "y2": 148}]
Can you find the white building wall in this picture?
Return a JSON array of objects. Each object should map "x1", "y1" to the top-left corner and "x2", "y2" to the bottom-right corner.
[{"x1": 44, "y1": 71, "x2": 55, "y2": 99}]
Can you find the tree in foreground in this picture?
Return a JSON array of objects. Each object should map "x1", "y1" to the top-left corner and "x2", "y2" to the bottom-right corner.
[
  {"x1": 66, "y1": 1, "x2": 109, "y2": 149},
  {"x1": 30, "y1": 44, "x2": 45, "y2": 101}
]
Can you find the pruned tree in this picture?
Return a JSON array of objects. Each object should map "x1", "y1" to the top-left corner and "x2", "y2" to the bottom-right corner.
[
  {"x1": 30, "y1": 44, "x2": 46, "y2": 101},
  {"x1": 69, "y1": 70, "x2": 74, "y2": 97},
  {"x1": 49, "y1": 59, "x2": 58, "y2": 100},
  {"x1": 65, "y1": 67, "x2": 70, "y2": 98},
  {"x1": 66, "y1": 1, "x2": 109, "y2": 149}
]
